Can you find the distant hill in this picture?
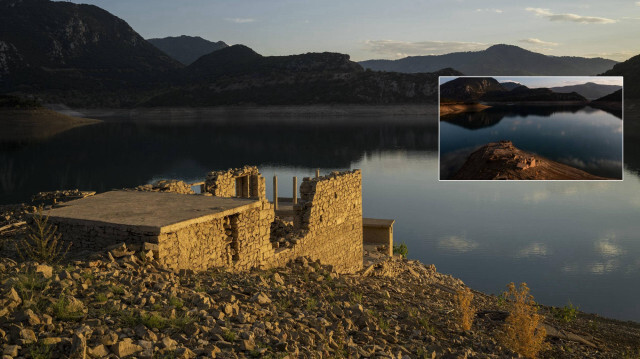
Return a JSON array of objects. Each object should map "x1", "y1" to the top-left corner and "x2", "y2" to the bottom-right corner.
[
  {"x1": 143, "y1": 45, "x2": 462, "y2": 106},
  {"x1": 550, "y1": 82, "x2": 622, "y2": 100},
  {"x1": 440, "y1": 77, "x2": 505, "y2": 102},
  {"x1": 593, "y1": 89, "x2": 622, "y2": 102},
  {"x1": 602, "y1": 54, "x2": 640, "y2": 99},
  {"x1": 590, "y1": 89, "x2": 622, "y2": 118},
  {"x1": 441, "y1": 77, "x2": 587, "y2": 103},
  {"x1": 147, "y1": 35, "x2": 228, "y2": 65},
  {"x1": 500, "y1": 81, "x2": 522, "y2": 91},
  {"x1": 360, "y1": 44, "x2": 617, "y2": 76},
  {"x1": 481, "y1": 86, "x2": 587, "y2": 102},
  {"x1": 0, "y1": 0, "x2": 181, "y2": 103}
]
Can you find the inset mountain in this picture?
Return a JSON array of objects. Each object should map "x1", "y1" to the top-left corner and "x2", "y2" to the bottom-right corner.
[
  {"x1": 441, "y1": 77, "x2": 587, "y2": 103},
  {"x1": 440, "y1": 77, "x2": 505, "y2": 102},
  {"x1": 500, "y1": 81, "x2": 522, "y2": 91},
  {"x1": 550, "y1": 82, "x2": 622, "y2": 100},
  {"x1": 481, "y1": 86, "x2": 587, "y2": 102},
  {"x1": 360, "y1": 44, "x2": 617, "y2": 76},
  {"x1": 147, "y1": 35, "x2": 228, "y2": 65}
]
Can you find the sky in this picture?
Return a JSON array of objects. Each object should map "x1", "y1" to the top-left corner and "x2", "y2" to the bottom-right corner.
[
  {"x1": 60, "y1": 0, "x2": 640, "y2": 62},
  {"x1": 439, "y1": 76, "x2": 624, "y2": 88}
]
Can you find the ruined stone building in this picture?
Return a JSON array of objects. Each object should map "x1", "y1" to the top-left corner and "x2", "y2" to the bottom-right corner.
[{"x1": 45, "y1": 166, "x2": 380, "y2": 274}]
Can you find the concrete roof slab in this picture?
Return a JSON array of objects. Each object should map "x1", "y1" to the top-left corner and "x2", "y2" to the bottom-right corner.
[{"x1": 45, "y1": 191, "x2": 261, "y2": 233}]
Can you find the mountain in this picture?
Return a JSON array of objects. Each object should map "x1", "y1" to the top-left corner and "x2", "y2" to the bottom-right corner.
[
  {"x1": 602, "y1": 54, "x2": 640, "y2": 98},
  {"x1": 142, "y1": 46, "x2": 462, "y2": 106},
  {"x1": 500, "y1": 81, "x2": 522, "y2": 91},
  {"x1": 550, "y1": 82, "x2": 622, "y2": 100},
  {"x1": 360, "y1": 44, "x2": 617, "y2": 76},
  {"x1": 481, "y1": 86, "x2": 587, "y2": 102},
  {"x1": 0, "y1": 0, "x2": 181, "y2": 100},
  {"x1": 440, "y1": 77, "x2": 505, "y2": 102},
  {"x1": 147, "y1": 35, "x2": 228, "y2": 65},
  {"x1": 593, "y1": 89, "x2": 622, "y2": 103},
  {"x1": 441, "y1": 77, "x2": 587, "y2": 103},
  {"x1": 590, "y1": 89, "x2": 622, "y2": 118}
]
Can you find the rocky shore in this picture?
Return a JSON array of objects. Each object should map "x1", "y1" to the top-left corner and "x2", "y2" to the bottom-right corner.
[
  {"x1": 439, "y1": 103, "x2": 491, "y2": 117},
  {"x1": 1, "y1": 243, "x2": 639, "y2": 358},
  {"x1": 1, "y1": 194, "x2": 639, "y2": 358},
  {"x1": 450, "y1": 141, "x2": 614, "y2": 180}
]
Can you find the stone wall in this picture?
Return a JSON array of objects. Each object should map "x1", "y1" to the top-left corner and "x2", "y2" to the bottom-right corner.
[
  {"x1": 48, "y1": 220, "x2": 159, "y2": 256},
  {"x1": 49, "y1": 168, "x2": 363, "y2": 274},
  {"x1": 266, "y1": 170, "x2": 363, "y2": 273},
  {"x1": 156, "y1": 200, "x2": 275, "y2": 272},
  {"x1": 204, "y1": 166, "x2": 266, "y2": 200}
]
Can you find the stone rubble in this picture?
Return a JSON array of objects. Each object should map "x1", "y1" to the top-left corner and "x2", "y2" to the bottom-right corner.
[
  {"x1": 133, "y1": 180, "x2": 195, "y2": 195},
  {"x1": 0, "y1": 247, "x2": 638, "y2": 358}
]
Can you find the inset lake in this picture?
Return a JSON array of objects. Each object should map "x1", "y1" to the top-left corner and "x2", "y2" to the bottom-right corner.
[{"x1": 440, "y1": 105, "x2": 623, "y2": 179}]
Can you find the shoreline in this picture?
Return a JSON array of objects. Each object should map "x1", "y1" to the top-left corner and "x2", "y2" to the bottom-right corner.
[
  {"x1": 0, "y1": 248, "x2": 638, "y2": 358},
  {"x1": 439, "y1": 103, "x2": 491, "y2": 116},
  {"x1": 0, "y1": 108, "x2": 101, "y2": 143},
  {"x1": 48, "y1": 104, "x2": 439, "y2": 119},
  {"x1": 450, "y1": 140, "x2": 616, "y2": 180}
]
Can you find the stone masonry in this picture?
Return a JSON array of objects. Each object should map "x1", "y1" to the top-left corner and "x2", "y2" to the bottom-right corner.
[
  {"x1": 204, "y1": 166, "x2": 266, "y2": 200},
  {"x1": 46, "y1": 167, "x2": 363, "y2": 274}
]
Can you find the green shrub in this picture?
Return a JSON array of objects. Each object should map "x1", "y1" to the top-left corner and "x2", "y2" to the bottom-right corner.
[
  {"x1": 17, "y1": 207, "x2": 70, "y2": 264},
  {"x1": 553, "y1": 301, "x2": 578, "y2": 323},
  {"x1": 222, "y1": 328, "x2": 236, "y2": 341},
  {"x1": 393, "y1": 243, "x2": 408, "y2": 258},
  {"x1": 168, "y1": 296, "x2": 184, "y2": 309},
  {"x1": 51, "y1": 295, "x2": 84, "y2": 321}
]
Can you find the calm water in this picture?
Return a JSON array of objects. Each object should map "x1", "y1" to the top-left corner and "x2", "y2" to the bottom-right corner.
[
  {"x1": 1, "y1": 109, "x2": 639, "y2": 322},
  {"x1": 440, "y1": 105, "x2": 623, "y2": 179}
]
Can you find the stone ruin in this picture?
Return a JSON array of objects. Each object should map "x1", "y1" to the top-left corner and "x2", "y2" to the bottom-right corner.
[{"x1": 44, "y1": 166, "x2": 365, "y2": 274}]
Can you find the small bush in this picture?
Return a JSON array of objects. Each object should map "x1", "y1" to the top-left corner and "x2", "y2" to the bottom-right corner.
[
  {"x1": 222, "y1": 328, "x2": 236, "y2": 341},
  {"x1": 553, "y1": 301, "x2": 578, "y2": 323},
  {"x1": 499, "y1": 282, "x2": 547, "y2": 359},
  {"x1": 26, "y1": 342, "x2": 53, "y2": 359},
  {"x1": 350, "y1": 292, "x2": 363, "y2": 303},
  {"x1": 111, "y1": 285, "x2": 125, "y2": 295},
  {"x1": 94, "y1": 293, "x2": 108, "y2": 303},
  {"x1": 17, "y1": 207, "x2": 70, "y2": 264},
  {"x1": 378, "y1": 317, "x2": 390, "y2": 331},
  {"x1": 306, "y1": 297, "x2": 318, "y2": 311},
  {"x1": 419, "y1": 317, "x2": 437, "y2": 335},
  {"x1": 168, "y1": 296, "x2": 184, "y2": 309},
  {"x1": 456, "y1": 287, "x2": 476, "y2": 331},
  {"x1": 393, "y1": 243, "x2": 408, "y2": 258},
  {"x1": 51, "y1": 295, "x2": 85, "y2": 321}
]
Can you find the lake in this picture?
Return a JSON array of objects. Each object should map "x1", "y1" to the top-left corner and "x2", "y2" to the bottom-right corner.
[
  {"x1": 1, "y1": 108, "x2": 639, "y2": 322},
  {"x1": 440, "y1": 104, "x2": 623, "y2": 180}
]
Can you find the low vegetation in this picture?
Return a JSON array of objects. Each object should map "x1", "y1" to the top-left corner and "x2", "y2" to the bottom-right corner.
[
  {"x1": 499, "y1": 282, "x2": 548, "y2": 359},
  {"x1": 16, "y1": 207, "x2": 69, "y2": 264},
  {"x1": 392, "y1": 242, "x2": 408, "y2": 258},
  {"x1": 455, "y1": 287, "x2": 475, "y2": 331}
]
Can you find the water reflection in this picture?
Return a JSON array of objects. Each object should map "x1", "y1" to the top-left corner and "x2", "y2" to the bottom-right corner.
[{"x1": 440, "y1": 105, "x2": 623, "y2": 179}]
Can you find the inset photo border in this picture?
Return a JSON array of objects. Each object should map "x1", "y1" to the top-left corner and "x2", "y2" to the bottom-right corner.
[{"x1": 438, "y1": 76, "x2": 623, "y2": 181}]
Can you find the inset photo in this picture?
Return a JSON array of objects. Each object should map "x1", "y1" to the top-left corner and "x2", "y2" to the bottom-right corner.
[{"x1": 439, "y1": 76, "x2": 623, "y2": 181}]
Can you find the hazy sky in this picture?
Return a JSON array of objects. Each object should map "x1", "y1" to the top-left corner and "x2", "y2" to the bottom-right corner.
[
  {"x1": 439, "y1": 76, "x2": 624, "y2": 88},
  {"x1": 61, "y1": 0, "x2": 640, "y2": 62}
]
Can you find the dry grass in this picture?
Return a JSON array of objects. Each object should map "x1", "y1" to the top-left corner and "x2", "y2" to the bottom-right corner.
[
  {"x1": 499, "y1": 282, "x2": 547, "y2": 359},
  {"x1": 16, "y1": 206, "x2": 70, "y2": 264},
  {"x1": 455, "y1": 287, "x2": 475, "y2": 331}
]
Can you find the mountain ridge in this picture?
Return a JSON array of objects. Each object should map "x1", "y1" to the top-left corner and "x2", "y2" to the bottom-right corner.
[
  {"x1": 147, "y1": 35, "x2": 228, "y2": 65},
  {"x1": 360, "y1": 44, "x2": 617, "y2": 76}
]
